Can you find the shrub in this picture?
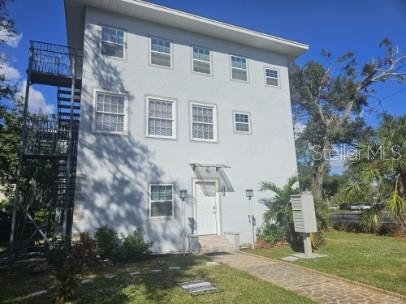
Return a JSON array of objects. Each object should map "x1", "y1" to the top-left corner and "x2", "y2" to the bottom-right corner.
[
  {"x1": 121, "y1": 231, "x2": 152, "y2": 261},
  {"x1": 94, "y1": 226, "x2": 151, "y2": 263},
  {"x1": 315, "y1": 201, "x2": 330, "y2": 231},
  {"x1": 310, "y1": 231, "x2": 325, "y2": 249},
  {"x1": 78, "y1": 232, "x2": 97, "y2": 264},
  {"x1": 258, "y1": 223, "x2": 286, "y2": 245},
  {"x1": 45, "y1": 237, "x2": 88, "y2": 303},
  {"x1": 359, "y1": 206, "x2": 383, "y2": 233},
  {"x1": 333, "y1": 221, "x2": 361, "y2": 232},
  {"x1": 94, "y1": 226, "x2": 121, "y2": 261}
]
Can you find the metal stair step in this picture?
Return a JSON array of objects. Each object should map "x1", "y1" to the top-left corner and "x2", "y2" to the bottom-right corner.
[{"x1": 58, "y1": 104, "x2": 81, "y2": 110}]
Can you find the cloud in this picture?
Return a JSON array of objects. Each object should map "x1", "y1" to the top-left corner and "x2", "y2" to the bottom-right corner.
[
  {"x1": 293, "y1": 121, "x2": 306, "y2": 138},
  {"x1": 0, "y1": 62, "x2": 21, "y2": 80},
  {"x1": 0, "y1": 57, "x2": 54, "y2": 115},
  {"x1": 0, "y1": 27, "x2": 22, "y2": 47},
  {"x1": 18, "y1": 81, "x2": 54, "y2": 114}
]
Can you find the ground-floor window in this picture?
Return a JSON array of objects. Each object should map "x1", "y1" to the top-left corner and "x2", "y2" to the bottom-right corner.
[{"x1": 150, "y1": 184, "x2": 173, "y2": 217}]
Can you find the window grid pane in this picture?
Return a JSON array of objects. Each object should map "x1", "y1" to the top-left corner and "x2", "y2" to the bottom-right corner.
[
  {"x1": 231, "y1": 56, "x2": 247, "y2": 69},
  {"x1": 151, "y1": 185, "x2": 173, "y2": 217},
  {"x1": 232, "y1": 69, "x2": 247, "y2": 81},
  {"x1": 95, "y1": 92, "x2": 125, "y2": 132},
  {"x1": 193, "y1": 61, "x2": 211, "y2": 74},
  {"x1": 148, "y1": 99, "x2": 174, "y2": 137}
]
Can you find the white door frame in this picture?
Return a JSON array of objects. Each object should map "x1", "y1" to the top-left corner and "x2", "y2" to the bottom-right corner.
[{"x1": 192, "y1": 178, "x2": 222, "y2": 235}]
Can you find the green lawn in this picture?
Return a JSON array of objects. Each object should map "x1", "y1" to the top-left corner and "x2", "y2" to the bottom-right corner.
[
  {"x1": 245, "y1": 231, "x2": 406, "y2": 295},
  {"x1": 0, "y1": 254, "x2": 314, "y2": 304}
]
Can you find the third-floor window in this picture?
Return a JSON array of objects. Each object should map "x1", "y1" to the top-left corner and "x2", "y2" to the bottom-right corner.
[
  {"x1": 192, "y1": 46, "x2": 211, "y2": 75},
  {"x1": 101, "y1": 26, "x2": 125, "y2": 58},
  {"x1": 150, "y1": 37, "x2": 172, "y2": 67},
  {"x1": 230, "y1": 55, "x2": 248, "y2": 81},
  {"x1": 265, "y1": 68, "x2": 279, "y2": 87}
]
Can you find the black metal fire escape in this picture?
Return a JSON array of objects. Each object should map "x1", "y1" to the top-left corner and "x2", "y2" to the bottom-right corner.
[{"x1": 9, "y1": 41, "x2": 83, "y2": 259}]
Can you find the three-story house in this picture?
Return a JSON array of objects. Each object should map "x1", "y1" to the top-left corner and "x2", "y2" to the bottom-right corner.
[{"x1": 65, "y1": 0, "x2": 308, "y2": 253}]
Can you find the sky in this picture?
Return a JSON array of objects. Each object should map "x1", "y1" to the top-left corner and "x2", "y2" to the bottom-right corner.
[{"x1": 3, "y1": 0, "x2": 406, "y2": 173}]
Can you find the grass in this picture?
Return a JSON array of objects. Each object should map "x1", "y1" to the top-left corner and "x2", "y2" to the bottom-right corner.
[
  {"x1": 0, "y1": 254, "x2": 314, "y2": 304},
  {"x1": 245, "y1": 231, "x2": 406, "y2": 295}
]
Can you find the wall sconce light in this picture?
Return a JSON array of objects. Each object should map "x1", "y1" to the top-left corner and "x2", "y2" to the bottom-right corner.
[
  {"x1": 180, "y1": 189, "x2": 188, "y2": 201},
  {"x1": 246, "y1": 189, "x2": 254, "y2": 200},
  {"x1": 221, "y1": 185, "x2": 226, "y2": 196}
]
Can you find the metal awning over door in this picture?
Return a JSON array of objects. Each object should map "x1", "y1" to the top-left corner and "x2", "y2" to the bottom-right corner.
[{"x1": 190, "y1": 163, "x2": 234, "y2": 194}]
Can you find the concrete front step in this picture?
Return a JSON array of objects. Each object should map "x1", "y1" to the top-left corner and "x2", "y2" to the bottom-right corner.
[{"x1": 198, "y1": 234, "x2": 235, "y2": 254}]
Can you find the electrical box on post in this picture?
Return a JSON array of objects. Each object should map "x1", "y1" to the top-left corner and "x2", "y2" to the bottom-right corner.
[{"x1": 290, "y1": 192, "x2": 317, "y2": 233}]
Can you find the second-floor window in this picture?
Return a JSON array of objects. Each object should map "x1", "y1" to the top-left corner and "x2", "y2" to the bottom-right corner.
[
  {"x1": 230, "y1": 55, "x2": 248, "y2": 81},
  {"x1": 150, "y1": 37, "x2": 171, "y2": 67},
  {"x1": 146, "y1": 97, "x2": 176, "y2": 139},
  {"x1": 192, "y1": 46, "x2": 211, "y2": 75},
  {"x1": 101, "y1": 26, "x2": 124, "y2": 58},
  {"x1": 265, "y1": 68, "x2": 279, "y2": 87},
  {"x1": 191, "y1": 103, "x2": 217, "y2": 142},
  {"x1": 234, "y1": 112, "x2": 251, "y2": 133},
  {"x1": 94, "y1": 91, "x2": 126, "y2": 133}
]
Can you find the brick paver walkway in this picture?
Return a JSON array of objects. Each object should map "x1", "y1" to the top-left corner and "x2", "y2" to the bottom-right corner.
[{"x1": 211, "y1": 252, "x2": 405, "y2": 304}]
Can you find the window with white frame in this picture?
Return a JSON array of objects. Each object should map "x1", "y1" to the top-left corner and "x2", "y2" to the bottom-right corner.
[
  {"x1": 101, "y1": 26, "x2": 125, "y2": 58},
  {"x1": 231, "y1": 55, "x2": 248, "y2": 81},
  {"x1": 95, "y1": 91, "x2": 126, "y2": 133},
  {"x1": 150, "y1": 184, "x2": 173, "y2": 217},
  {"x1": 147, "y1": 97, "x2": 176, "y2": 138},
  {"x1": 192, "y1": 46, "x2": 211, "y2": 74},
  {"x1": 150, "y1": 37, "x2": 171, "y2": 67},
  {"x1": 234, "y1": 112, "x2": 251, "y2": 133},
  {"x1": 191, "y1": 103, "x2": 217, "y2": 141},
  {"x1": 265, "y1": 68, "x2": 279, "y2": 87}
]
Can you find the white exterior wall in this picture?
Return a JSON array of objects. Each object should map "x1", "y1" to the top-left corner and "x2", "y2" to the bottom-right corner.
[{"x1": 73, "y1": 7, "x2": 298, "y2": 253}]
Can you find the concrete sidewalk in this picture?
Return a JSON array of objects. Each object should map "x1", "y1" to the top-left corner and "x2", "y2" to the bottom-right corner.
[{"x1": 211, "y1": 252, "x2": 405, "y2": 304}]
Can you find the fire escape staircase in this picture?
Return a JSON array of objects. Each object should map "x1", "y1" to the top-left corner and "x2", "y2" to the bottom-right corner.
[{"x1": 9, "y1": 41, "x2": 83, "y2": 259}]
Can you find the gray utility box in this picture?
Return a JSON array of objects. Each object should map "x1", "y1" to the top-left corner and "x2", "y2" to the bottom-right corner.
[{"x1": 290, "y1": 193, "x2": 317, "y2": 233}]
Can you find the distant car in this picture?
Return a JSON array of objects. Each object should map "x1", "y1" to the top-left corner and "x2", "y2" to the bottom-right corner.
[
  {"x1": 350, "y1": 204, "x2": 371, "y2": 210},
  {"x1": 350, "y1": 204, "x2": 362, "y2": 210},
  {"x1": 328, "y1": 205, "x2": 339, "y2": 210}
]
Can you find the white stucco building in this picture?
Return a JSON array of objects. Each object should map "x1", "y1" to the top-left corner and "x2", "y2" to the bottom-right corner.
[{"x1": 65, "y1": 0, "x2": 308, "y2": 253}]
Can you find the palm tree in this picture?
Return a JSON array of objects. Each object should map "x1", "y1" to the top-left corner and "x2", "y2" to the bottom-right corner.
[
  {"x1": 260, "y1": 176, "x2": 301, "y2": 245},
  {"x1": 342, "y1": 115, "x2": 406, "y2": 227}
]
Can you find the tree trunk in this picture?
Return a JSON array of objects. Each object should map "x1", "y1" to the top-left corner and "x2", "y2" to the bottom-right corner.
[
  {"x1": 312, "y1": 137, "x2": 330, "y2": 202},
  {"x1": 312, "y1": 160, "x2": 327, "y2": 202},
  {"x1": 398, "y1": 173, "x2": 406, "y2": 197}
]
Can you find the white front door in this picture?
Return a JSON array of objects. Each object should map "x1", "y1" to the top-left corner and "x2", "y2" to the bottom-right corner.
[{"x1": 195, "y1": 181, "x2": 217, "y2": 235}]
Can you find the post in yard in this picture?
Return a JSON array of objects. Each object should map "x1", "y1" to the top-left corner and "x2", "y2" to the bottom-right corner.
[{"x1": 246, "y1": 189, "x2": 255, "y2": 249}]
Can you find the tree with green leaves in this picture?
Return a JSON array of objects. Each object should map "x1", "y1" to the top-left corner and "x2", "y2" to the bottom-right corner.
[
  {"x1": 260, "y1": 176, "x2": 301, "y2": 245},
  {"x1": 260, "y1": 176, "x2": 329, "y2": 248},
  {"x1": 290, "y1": 39, "x2": 406, "y2": 202},
  {"x1": 0, "y1": 0, "x2": 22, "y2": 216},
  {"x1": 339, "y1": 115, "x2": 406, "y2": 226}
]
